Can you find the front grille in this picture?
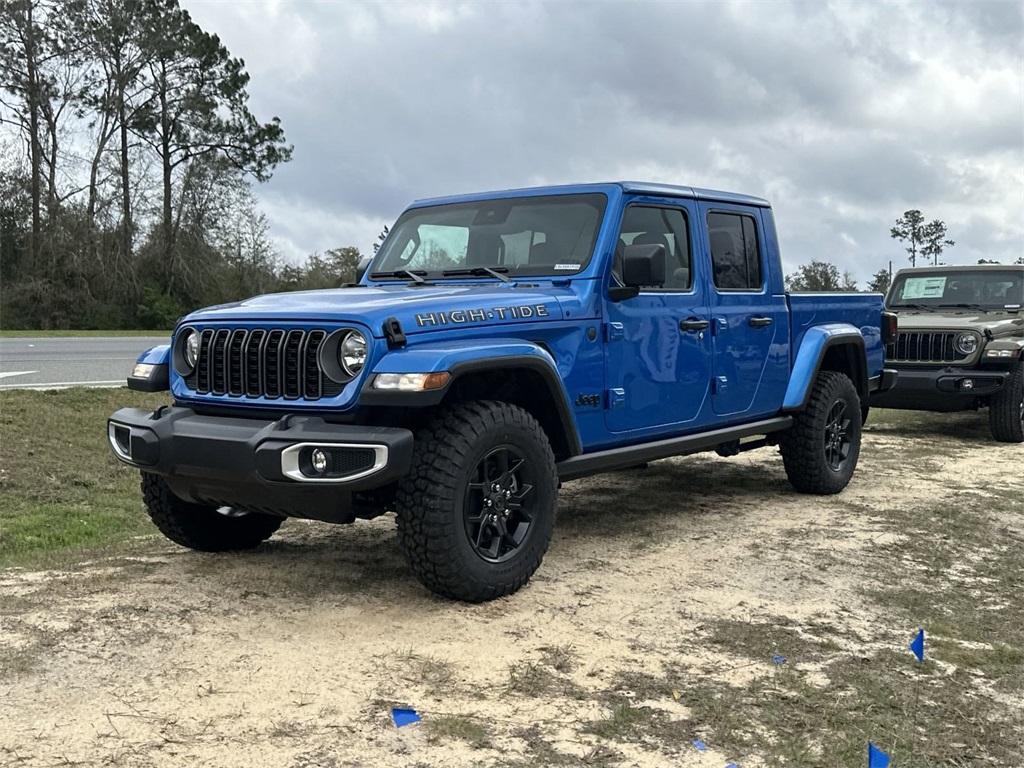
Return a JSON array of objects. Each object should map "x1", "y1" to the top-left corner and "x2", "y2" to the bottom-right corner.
[
  {"x1": 186, "y1": 328, "x2": 344, "y2": 400},
  {"x1": 886, "y1": 330, "x2": 972, "y2": 364}
]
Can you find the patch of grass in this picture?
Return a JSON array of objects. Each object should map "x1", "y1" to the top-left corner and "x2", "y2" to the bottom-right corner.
[
  {"x1": 0, "y1": 388, "x2": 169, "y2": 565},
  {"x1": 583, "y1": 701, "x2": 657, "y2": 740},
  {"x1": 706, "y1": 617, "x2": 840, "y2": 662},
  {"x1": 506, "y1": 660, "x2": 585, "y2": 699},
  {"x1": 425, "y1": 713, "x2": 492, "y2": 749},
  {"x1": 0, "y1": 329, "x2": 170, "y2": 337},
  {"x1": 539, "y1": 643, "x2": 578, "y2": 673},
  {"x1": 393, "y1": 650, "x2": 457, "y2": 690}
]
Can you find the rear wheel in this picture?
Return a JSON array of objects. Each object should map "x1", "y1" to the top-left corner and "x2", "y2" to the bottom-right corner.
[
  {"x1": 780, "y1": 371, "x2": 862, "y2": 495},
  {"x1": 141, "y1": 473, "x2": 283, "y2": 551},
  {"x1": 395, "y1": 400, "x2": 557, "y2": 602},
  {"x1": 989, "y1": 363, "x2": 1024, "y2": 443}
]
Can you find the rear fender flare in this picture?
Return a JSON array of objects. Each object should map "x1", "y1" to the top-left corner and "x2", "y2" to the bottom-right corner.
[{"x1": 783, "y1": 325, "x2": 867, "y2": 411}]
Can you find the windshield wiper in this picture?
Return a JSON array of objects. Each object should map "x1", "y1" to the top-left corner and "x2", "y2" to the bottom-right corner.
[
  {"x1": 897, "y1": 303, "x2": 938, "y2": 312},
  {"x1": 441, "y1": 266, "x2": 512, "y2": 283},
  {"x1": 946, "y1": 303, "x2": 992, "y2": 313},
  {"x1": 369, "y1": 269, "x2": 429, "y2": 285}
]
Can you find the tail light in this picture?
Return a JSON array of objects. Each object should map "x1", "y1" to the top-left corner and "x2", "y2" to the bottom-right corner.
[{"x1": 881, "y1": 311, "x2": 898, "y2": 344}]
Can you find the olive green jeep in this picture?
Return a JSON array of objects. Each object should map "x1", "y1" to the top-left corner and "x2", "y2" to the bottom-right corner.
[{"x1": 870, "y1": 264, "x2": 1024, "y2": 443}]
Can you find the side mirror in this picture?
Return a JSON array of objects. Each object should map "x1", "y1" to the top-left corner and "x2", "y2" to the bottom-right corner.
[
  {"x1": 610, "y1": 244, "x2": 666, "y2": 301},
  {"x1": 356, "y1": 255, "x2": 373, "y2": 282}
]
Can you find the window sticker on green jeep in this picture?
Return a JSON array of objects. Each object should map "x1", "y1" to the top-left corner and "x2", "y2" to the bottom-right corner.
[{"x1": 901, "y1": 276, "x2": 947, "y2": 299}]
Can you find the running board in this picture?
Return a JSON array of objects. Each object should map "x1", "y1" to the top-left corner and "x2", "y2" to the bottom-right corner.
[{"x1": 556, "y1": 416, "x2": 793, "y2": 482}]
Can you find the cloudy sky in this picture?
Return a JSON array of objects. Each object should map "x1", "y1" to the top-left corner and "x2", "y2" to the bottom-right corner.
[{"x1": 184, "y1": 0, "x2": 1023, "y2": 281}]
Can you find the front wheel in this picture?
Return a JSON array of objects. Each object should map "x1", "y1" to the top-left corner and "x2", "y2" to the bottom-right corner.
[
  {"x1": 989, "y1": 363, "x2": 1024, "y2": 443},
  {"x1": 141, "y1": 473, "x2": 283, "y2": 551},
  {"x1": 394, "y1": 401, "x2": 558, "y2": 602},
  {"x1": 780, "y1": 371, "x2": 863, "y2": 495}
]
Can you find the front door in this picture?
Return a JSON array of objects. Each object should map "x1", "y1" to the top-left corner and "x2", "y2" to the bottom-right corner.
[
  {"x1": 604, "y1": 199, "x2": 713, "y2": 435},
  {"x1": 699, "y1": 204, "x2": 788, "y2": 418}
]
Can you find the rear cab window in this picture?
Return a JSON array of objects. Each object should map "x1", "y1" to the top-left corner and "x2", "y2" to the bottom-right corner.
[{"x1": 708, "y1": 212, "x2": 763, "y2": 291}]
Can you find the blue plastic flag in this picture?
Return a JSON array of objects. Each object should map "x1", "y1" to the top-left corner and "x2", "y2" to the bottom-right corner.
[
  {"x1": 725, "y1": 763, "x2": 741, "y2": 768},
  {"x1": 391, "y1": 707, "x2": 421, "y2": 727},
  {"x1": 771, "y1": 654, "x2": 787, "y2": 665},
  {"x1": 909, "y1": 628, "x2": 925, "y2": 662},
  {"x1": 692, "y1": 738, "x2": 707, "y2": 751},
  {"x1": 868, "y1": 742, "x2": 890, "y2": 768}
]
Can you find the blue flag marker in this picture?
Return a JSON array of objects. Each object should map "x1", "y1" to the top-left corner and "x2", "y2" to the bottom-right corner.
[
  {"x1": 691, "y1": 738, "x2": 707, "y2": 751},
  {"x1": 868, "y1": 742, "x2": 890, "y2": 768},
  {"x1": 771, "y1": 654, "x2": 786, "y2": 665},
  {"x1": 909, "y1": 628, "x2": 925, "y2": 662},
  {"x1": 391, "y1": 707, "x2": 421, "y2": 727}
]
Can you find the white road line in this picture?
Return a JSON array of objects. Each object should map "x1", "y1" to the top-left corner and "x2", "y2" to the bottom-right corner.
[
  {"x1": 0, "y1": 379, "x2": 123, "y2": 390},
  {"x1": 0, "y1": 371, "x2": 38, "y2": 379}
]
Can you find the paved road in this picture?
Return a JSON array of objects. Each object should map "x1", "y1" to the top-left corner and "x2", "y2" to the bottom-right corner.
[{"x1": 0, "y1": 336, "x2": 169, "y2": 389}]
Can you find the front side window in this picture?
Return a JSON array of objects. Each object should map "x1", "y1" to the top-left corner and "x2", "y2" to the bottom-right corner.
[
  {"x1": 888, "y1": 270, "x2": 1024, "y2": 310},
  {"x1": 614, "y1": 205, "x2": 692, "y2": 290},
  {"x1": 371, "y1": 194, "x2": 606, "y2": 279},
  {"x1": 708, "y1": 212, "x2": 762, "y2": 291}
]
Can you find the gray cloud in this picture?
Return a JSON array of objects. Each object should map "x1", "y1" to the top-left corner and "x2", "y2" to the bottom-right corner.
[{"x1": 185, "y1": 0, "x2": 1023, "y2": 278}]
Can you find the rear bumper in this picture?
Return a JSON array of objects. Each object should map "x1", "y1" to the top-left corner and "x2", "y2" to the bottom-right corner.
[
  {"x1": 107, "y1": 406, "x2": 413, "y2": 520},
  {"x1": 870, "y1": 367, "x2": 1009, "y2": 411}
]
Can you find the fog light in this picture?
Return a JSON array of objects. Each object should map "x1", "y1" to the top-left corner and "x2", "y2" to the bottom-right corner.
[
  {"x1": 132, "y1": 363, "x2": 156, "y2": 378},
  {"x1": 961, "y1": 379, "x2": 974, "y2": 390},
  {"x1": 311, "y1": 448, "x2": 328, "y2": 474}
]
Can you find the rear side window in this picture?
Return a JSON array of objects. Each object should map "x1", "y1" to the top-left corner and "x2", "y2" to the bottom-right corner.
[
  {"x1": 708, "y1": 212, "x2": 762, "y2": 291},
  {"x1": 615, "y1": 206, "x2": 692, "y2": 290}
]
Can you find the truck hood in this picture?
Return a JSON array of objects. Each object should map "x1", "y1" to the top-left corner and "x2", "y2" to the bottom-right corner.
[
  {"x1": 182, "y1": 282, "x2": 585, "y2": 336},
  {"x1": 895, "y1": 310, "x2": 1024, "y2": 338}
]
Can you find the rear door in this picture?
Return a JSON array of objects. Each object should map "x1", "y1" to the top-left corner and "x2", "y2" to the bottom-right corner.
[
  {"x1": 698, "y1": 203, "x2": 788, "y2": 418},
  {"x1": 604, "y1": 198, "x2": 713, "y2": 434}
]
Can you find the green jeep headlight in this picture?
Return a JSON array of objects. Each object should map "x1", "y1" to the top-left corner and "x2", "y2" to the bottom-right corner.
[{"x1": 954, "y1": 333, "x2": 978, "y2": 356}]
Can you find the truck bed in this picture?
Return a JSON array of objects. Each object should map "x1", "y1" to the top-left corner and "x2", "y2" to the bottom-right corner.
[{"x1": 787, "y1": 292, "x2": 886, "y2": 379}]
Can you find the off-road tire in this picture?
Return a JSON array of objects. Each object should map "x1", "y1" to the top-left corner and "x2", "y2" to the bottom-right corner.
[
  {"x1": 780, "y1": 371, "x2": 862, "y2": 495},
  {"x1": 989, "y1": 363, "x2": 1024, "y2": 443},
  {"x1": 141, "y1": 472, "x2": 282, "y2": 551},
  {"x1": 394, "y1": 400, "x2": 558, "y2": 602}
]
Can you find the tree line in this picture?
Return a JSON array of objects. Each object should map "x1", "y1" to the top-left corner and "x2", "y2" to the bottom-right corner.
[
  {"x1": 787, "y1": 210, "x2": 1021, "y2": 294},
  {"x1": 0, "y1": 0, "x2": 363, "y2": 330}
]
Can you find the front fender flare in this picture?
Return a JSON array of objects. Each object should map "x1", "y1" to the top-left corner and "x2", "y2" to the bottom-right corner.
[
  {"x1": 783, "y1": 325, "x2": 867, "y2": 411},
  {"x1": 359, "y1": 338, "x2": 581, "y2": 455}
]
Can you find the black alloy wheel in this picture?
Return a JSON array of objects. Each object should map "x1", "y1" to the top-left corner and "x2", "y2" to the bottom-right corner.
[
  {"x1": 824, "y1": 400, "x2": 853, "y2": 471},
  {"x1": 464, "y1": 446, "x2": 535, "y2": 563}
]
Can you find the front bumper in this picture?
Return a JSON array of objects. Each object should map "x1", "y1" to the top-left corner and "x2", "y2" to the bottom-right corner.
[
  {"x1": 107, "y1": 406, "x2": 413, "y2": 521},
  {"x1": 870, "y1": 366, "x2": 1010, "y2": 412}
]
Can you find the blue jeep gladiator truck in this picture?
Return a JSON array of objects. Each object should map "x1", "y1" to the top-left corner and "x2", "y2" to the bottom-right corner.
[{"x1": 109, "y1": 182, "x2": 897, "y2": 601}]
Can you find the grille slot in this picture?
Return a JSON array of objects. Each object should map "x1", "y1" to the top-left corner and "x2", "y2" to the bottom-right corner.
[
  {"x1": 186, "y1": 327, "x2": 343, "y2": 400},
  {"x1": 886, "y1": 330, "x2": 970, "y2": 364}
]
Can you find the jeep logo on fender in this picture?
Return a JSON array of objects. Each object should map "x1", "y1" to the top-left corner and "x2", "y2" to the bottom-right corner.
[{"x1": 415, "y1": 304, "x2": 551, "y2": 327}]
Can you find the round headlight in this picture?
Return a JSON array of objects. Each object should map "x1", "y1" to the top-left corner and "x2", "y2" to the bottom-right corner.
[
  {"x1": 339, "y1": 330, "x2": 367, "y2": 376},
  {"x1": 954, "y1": 333, "x2": 978, "y2": 356},
  {"x1": 183, "y1": 329, "x2": 199, "y2": 370}
]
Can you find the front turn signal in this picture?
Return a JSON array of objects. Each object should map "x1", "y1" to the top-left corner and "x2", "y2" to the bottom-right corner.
[{"x1": 371, "y1": 372, "x2": 451, "y2": 392}]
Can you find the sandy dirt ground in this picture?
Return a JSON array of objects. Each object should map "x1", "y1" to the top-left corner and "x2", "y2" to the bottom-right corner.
[{"x1": 1, "y1": 414, "x2": 1021, "y2": 767}]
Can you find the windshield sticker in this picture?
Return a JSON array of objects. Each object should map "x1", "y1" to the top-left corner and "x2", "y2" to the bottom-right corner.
[
  {"x1": 901, "y1": 276, "x2": 947, "y2": 299},
  {"x1": 416, "y1": 303, "x2": 551, "y2": 327},
  {"x1": 554, "y1": 263, "x2": 580, "y2": 271}
]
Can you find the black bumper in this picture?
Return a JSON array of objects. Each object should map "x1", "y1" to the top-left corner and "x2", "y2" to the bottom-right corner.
[
  {"x1": 107, "y1": 406, "x2": 413, "y2": 521},
  {"x1": 870, "y1": 367, "x2": 1009, "y2": 412}
]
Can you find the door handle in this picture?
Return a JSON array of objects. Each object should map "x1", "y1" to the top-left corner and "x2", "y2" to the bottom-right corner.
[
  {"x1": 679, "y1": 318, "x2": 710, "y2": 333},
  {"x1": 748, "y1": 316, "x2": 774, "y2": 328}
]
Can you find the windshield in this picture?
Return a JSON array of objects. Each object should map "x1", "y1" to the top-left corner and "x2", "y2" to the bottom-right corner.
[
  {"x1": 888, "y1": 270, "x2": 1023, "y2": 310},
  {"x1": 370, "y1": 194, "x2": 607, "y2": 279}
]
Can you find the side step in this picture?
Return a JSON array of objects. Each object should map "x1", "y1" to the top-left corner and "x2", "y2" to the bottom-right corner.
[{"x1": 555, "y1": 416, "x2": 793, "y2": 482}]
